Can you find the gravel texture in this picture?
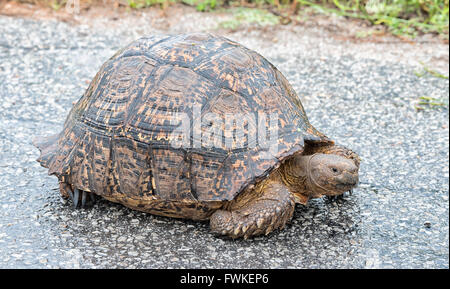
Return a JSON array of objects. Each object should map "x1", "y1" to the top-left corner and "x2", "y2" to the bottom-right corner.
[{"x1": 0, "y1": 8, "x2": 448, "y2": 268}]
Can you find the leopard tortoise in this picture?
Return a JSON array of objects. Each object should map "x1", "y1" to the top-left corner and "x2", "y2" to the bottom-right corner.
[{"x1": 34, "y1": 33, "x2": 360, "y2": 239}]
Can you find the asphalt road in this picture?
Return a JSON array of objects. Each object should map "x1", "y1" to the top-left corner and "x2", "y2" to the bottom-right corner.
[{"x1": 0, "y1": 12, "x2": 448, "y2": 268}]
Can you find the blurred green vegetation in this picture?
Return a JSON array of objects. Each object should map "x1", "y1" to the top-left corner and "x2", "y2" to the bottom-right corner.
[
  {"x1": 13, "y1": 0, "x2": 449, "y2": 38},
  {"x1": 219, "y1": 7, "x2": 280, "y2": 29},
  {"x1": 296, "y1": 0, "x2": 449, "y2": 38},
  {"x1": 415, "y1": 95, "x2": 448, "y2": 110},
  {"x1": 414, "y1": 61, "x2": 449, "y2": 110},
  {"x1": 415, "y1": 61, "x2": 449, "y2": 79}
]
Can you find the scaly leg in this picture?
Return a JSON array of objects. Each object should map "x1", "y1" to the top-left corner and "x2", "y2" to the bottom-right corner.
[{"x1": 210, "y1": 182, "x2": 295, "y2": 239}]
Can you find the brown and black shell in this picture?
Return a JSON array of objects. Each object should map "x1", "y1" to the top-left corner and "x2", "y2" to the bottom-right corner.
[{"x1": 34, "y1": 33, "x2": 332, "y2": 215}]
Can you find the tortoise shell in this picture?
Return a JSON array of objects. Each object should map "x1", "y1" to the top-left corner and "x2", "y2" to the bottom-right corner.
[{"x1": 35, "y1": 33, "x2": 331, "y2": 208}]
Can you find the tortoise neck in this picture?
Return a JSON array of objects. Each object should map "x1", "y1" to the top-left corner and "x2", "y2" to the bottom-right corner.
[{"x1": 278, "y1": 155, "x2": 311, "y2": 196}]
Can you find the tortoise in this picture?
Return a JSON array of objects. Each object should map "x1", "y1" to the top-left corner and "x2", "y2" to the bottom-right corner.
[{"x1": 34, "y1": 33, "x2": 360, "y2": 239}]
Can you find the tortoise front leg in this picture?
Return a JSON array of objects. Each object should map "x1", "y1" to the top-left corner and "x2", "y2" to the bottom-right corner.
[{"x1": 209, "y1": 182, "x2": 295, "y2": 239}]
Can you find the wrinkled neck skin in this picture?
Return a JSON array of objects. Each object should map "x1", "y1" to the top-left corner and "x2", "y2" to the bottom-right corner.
[{"x1": 277, "y1": 155, "x2": 323, "y2": 205}]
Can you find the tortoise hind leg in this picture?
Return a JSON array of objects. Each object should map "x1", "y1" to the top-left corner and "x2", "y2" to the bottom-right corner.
[
  {"x1": 59, "y1": 182, "x2": 96, "y2": 208},
  {"x1": 209, "y1": 182, "x2": 295, "y2": 239}
]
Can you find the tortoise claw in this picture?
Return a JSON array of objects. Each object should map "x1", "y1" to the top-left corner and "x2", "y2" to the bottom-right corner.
[
  {"x1": 89, "y1": 192, "x2": 96, "y2": 203},
  {"x1": 325, "y1": 194, "x2": 344, "y2": 202},
  {"x1": 81, "y1": 190, "x2": 87, "y2": 207},
  {"x1": 70, "y1": 188, "x2": 95, "y2": 209},
  {"x1": 73, "y1": 188, "x2": 80, "y2": 208}
]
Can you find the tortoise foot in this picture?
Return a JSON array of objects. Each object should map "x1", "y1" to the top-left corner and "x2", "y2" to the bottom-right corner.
[
  {"x1": 325, "y1": 193, "x2": 345, "y2": 202},
  {"x1": 59, "y1": 182, "x2": 96, "y2": 208},
  {"x1": 72, "y1": 188, "x2": 96, "y2": 208},
  {"x1": 210, "y1": 182, "x2": 295, "y2": 239},
  {"x1": 325, "y1": 188, "x2": 354, "y2": 202}
]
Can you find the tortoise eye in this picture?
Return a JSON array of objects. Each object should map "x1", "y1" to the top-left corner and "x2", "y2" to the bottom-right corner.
[{"x1": 331, "y1": 167, "x2": 339, "y2": 173}]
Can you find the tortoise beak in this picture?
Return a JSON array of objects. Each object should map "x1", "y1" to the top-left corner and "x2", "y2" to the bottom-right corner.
[
  {"x1": 335, "y1": 172, "x2": 358, "y2": 194},
  {"x1": 339, "y1": 172, "x2": 358, "y2": 187}
]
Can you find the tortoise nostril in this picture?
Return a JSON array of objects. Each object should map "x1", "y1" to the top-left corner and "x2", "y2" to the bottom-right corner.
[
  {"x1": 350, "y1": 165, "x2": 358, "y2": 174},
  {"x1": 342, "y1": 173, "x2": 358, "y2": 185}
]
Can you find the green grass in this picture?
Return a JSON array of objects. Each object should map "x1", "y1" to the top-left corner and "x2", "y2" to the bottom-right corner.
[
  {"x1": 127, "y1": 0, "x2": 176, "y2": 9},
  {"x1": 219, "y1": 7, "x2": 280, "y2": 29},
  {"x1": 414, "y1": 61, "x2": 449, "y2": 79},
  {"x1": 415, "y1": 95, "x2": 448, "y2": 110},
  {"x1": 13, "y1": 0, "x2": 450, "y2": 38},
  {"x1": 169, "y1": 0, "x2": 450, "y2": 38},
  {"x1": 413, "y1": 62, "x2": 448, "y2": 110},
  {"x1": 274, "y1": 0, "x2": 448, "y2": 38}
]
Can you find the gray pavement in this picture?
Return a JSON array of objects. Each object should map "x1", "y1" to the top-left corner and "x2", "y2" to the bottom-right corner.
[{"x1": 0, "y1": 12, "x2": 448, "y2": 268}]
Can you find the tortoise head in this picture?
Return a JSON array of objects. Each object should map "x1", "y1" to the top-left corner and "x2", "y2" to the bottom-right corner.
[{"x1": 306, "y1": 153, "x2": 359, "y2": 198}]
